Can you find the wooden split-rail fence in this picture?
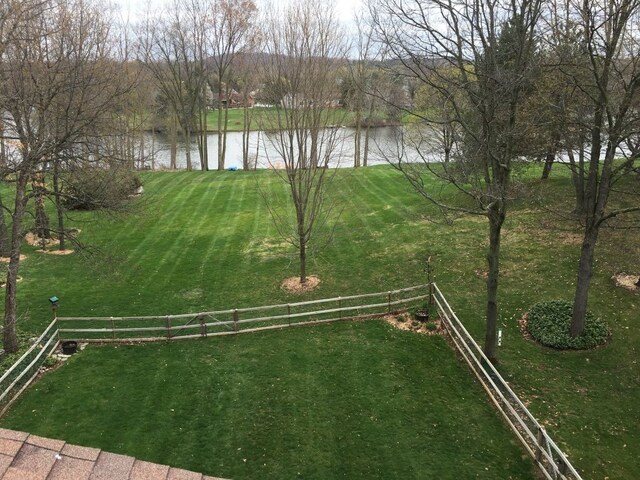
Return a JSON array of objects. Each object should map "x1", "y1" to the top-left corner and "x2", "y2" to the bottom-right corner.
[
  {"x1": 1, "y1": 282, "x2": 584, "y2": 479},
  {"x1": 56, "y1": 284, "x2": 431, "y2": 342},
  {"x1": 432, "y1": 284, "x2": 583, "y2": 480},
  {"x1": 0, "y1": 319, "x2": 59, "y2": 416}
]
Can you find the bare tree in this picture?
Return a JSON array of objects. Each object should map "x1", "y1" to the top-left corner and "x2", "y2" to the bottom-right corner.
[
  {"x1": 370, "y1": 0, "x2": 542, "y2": 359},
  {"x1": 347, "y1": 12, "x2": 379, "y2": 168},
  {"x1": 0, "y1": 0, "x2": 129, "y2": 353},
  {"x1": 139, "y1": 0, "x2": 208, "y2": 171},
  {"x1": 233, "y1": 51, "x2": 261, "y2": 169},
  {"x1": 260, "y1": 0, "x2": 347, "y2": 284},
  {"x1": 207, "y1": 0, "x2": 257, "y2": 171},
  {"x1": 543, "y1": 0, "x2": 640, "y2": 335}
]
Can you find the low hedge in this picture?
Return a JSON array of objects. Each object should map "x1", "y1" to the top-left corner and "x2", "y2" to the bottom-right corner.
[{"x1": 527, "y1": 300, "x2": 609, "y2": 350}]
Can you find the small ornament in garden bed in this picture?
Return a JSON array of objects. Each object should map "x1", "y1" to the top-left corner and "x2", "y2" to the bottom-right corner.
[{"x1": 525, "y1": 300, "x2": 610, "y2": 350}]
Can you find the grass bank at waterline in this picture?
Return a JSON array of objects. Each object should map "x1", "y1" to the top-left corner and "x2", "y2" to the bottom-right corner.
[{"x1": 3, "y1": 165, "x2": 639, "y2": 478}]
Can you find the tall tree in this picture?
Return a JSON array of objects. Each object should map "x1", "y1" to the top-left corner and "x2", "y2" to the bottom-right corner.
[
  {"x1": 370, "y1": 0, "x2": 542, "y2": 359},
  {"x1": 139, "y1": 0, "x2": 208, "y2": 171},
  {"x1": 260, "y1": 0, "x2": 346, "y2": 284},
  {"x1": 207, "y1": 0, "x2": 257, "y2": 171},
  {"x1": 0, "y1": 0, "x2": 129, "y2": 352},
  {"x1": 347, "y1": 12, "x2": 378, "y2": 168},
  {"x1": 546, "y1": 0, "x2": 640, "y2": 335}
]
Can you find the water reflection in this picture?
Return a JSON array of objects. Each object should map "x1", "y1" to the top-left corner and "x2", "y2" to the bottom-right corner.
[{"x1": 143, "y1": 126, "x2": 426, "y2": 170}]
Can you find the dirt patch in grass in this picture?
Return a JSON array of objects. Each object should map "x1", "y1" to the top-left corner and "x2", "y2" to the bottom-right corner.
[
  {"x1": 1, "y1": 276, "x2": 23, "y2": 288},
  {"x1": 384, "y1": 312, "x2": 444, "y2": 336},
  {"x1": 36, "y1": 249, "x2": 74, "y2": 255},
  {"x1": 25, "y1": 229, "x2": 81, "y2": 249},
  {"x1": 554, "y1": 231, "x2": 583, "y2": 246},
  {"x1": 0, "y1": 255, "x2": 27, "y2": 263},
  {"x1": 25, "y1": 232, "x2": 59, "y2": 248},
  {"x1": 518, "y1": 313, "x2": 533, "y2": 341},
  {"x1": 611, "y1": 273, "x2": 639, "y2": 292},
  {"x1": 281, "y1": 275, "x2": 320, "y2": 293}
]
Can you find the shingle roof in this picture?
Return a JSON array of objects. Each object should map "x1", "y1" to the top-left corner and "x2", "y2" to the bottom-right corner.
[{"x1": 0, "y1": 429, "x2": 226, "y2": 480}]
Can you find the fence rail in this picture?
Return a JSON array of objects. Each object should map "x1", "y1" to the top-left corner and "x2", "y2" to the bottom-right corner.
[
  {"x1": 2, "y1": 282, "x2": 584, "y2": 480},
  {"x1": 57, "y1": 284, "x2": 431, "y2": 342},
  {"x1": 432, "y1": 284, "x2": 583, "y2": 480},
  {"x1": 0, "y1": 319, "x2": 59, "y2": 416}
]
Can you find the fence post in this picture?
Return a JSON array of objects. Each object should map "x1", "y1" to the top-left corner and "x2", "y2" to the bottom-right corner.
[
  {"x1": 387, "y1": 291, "x2": 392, "y2": 313},
  {"x1": 111, "y1": 317, "x2": 115, "y2": 340},
  {"x1": 338, "y1": 297, "x2": 342, "y2": 320},
  {"x1": 287, "y1": 304, "x2": 291, "y2": 326},
  {"x1": 199, "y1": 315, "x2": 207, "y2": 338},
  {"x1": 233, "y1": 309, "x2": 239, "y2": 332},
  {"x1": 535, "y1": 426, "x2": 545, "y2": 463},
  {"x1": 559, "y1": 458, "x2": 569, "y2": 475},
  {"x1": 165, "y1": 315, "x2": 172, "y2": 339}
]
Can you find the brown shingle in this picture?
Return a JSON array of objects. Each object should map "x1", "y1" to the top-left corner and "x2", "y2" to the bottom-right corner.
[
  {"x1": 8, "y1": 443, "x2": 56, "y2": 478},
  {"x1": 61, "y1": 444, "x2": 101, "y2": 462},
  {"x1": 0, "y1": 454, "x2": 13, "y2": 477},
  {"x1": 0, "y1": 440, "x2": 22, "y2": 458},
  {"x1": 166, "y1": 467, "x2": 202, "y2": 480},
  {"x1": 130, "y1": 459, "x2": 169, "y2": 480},
  {"x1": 26, "y1": 434, "x2": 65, "y2": 452},
  {"x1": 47, "y1": 456, "x2": 94, "y2": 480},
  {"x1": 0, "y1": 430, "x2": 28, "y2": 442},
  {"x1": 1, "y1": 467, "x2": 41, "y2": 480},
  {"x1": 88, "y1": 451, "x2": 135, "y2": 480},
  {"x1": 0, "y1": 431, "x2": 225, "y2": 480}
]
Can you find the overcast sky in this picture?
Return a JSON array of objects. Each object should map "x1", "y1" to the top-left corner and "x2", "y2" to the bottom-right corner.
[{"x1": 113, "y1": 0, "x2": 365, "y2": 25}]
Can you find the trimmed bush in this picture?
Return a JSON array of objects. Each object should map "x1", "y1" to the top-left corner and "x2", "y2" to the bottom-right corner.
[
  {"x1": 527, "y1": 300, "x2": 609, "y2": 350},
  {"x1": 63, "y1": 167, "x2": 142, "y2": 211}
]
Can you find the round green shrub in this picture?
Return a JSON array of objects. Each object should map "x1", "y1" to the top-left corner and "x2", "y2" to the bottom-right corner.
[{"x1": 527, "y1": 300, "x2": 609, "y2": 350}]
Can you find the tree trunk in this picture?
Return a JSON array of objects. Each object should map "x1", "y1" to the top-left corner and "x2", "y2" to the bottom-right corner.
[
  {"x1": 0, "y1": 193, "x2": 10, "y2": 258},
  {"x1": 3, "y1": 173, "x2": 29, "y2": 354},
  {"x1": 221, "y1": 105, "x2": 229, "y2": 169},
  {"x1": 33, "y1": 175, "x2": 50, "y2": 249},
  {"x1": 363, "y1": 124, "x2": 371, "y2": 167},
  {"x1": 169, "y1": 116, "x2": 177, "y2": 170},
  {"x1": 484, "y1": 204, "x2": 505, "y2": 361},
  {"x1": 0, "y1": 120, "x2": 6, "y2": 169},
  {"x1": 299, "y1": 234, "x2": 307, "y2": 284},
  {"x1": 52, "y1": 162, "x2": 65, "y2": 251},
  {"x1": 217, "y1": 90, "x2": 225, "y2": 171},
  {"x1": 184, "y1": 127, "x2": 193, "y2": 171},
  {"x1": 570, "y1": 225, "x2": 599, "y2": 336},
  {"x1": 541, "y1": 151, "x2": 554, "y2": 180},
  {"x1": 198, "y1": 104, "x2": 208, "y2": 171},
  {"x1": 242, "y1": 103, "x2": 252, "y2": 169},
  {"x1": 567, "y1": 147, "x2": 586, "y2": 216},
  {"x1": 354, "y1": 101, "x2": 362, "y2": 168}
]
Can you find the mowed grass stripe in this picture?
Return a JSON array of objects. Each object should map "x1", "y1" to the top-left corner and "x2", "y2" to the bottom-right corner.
[
  {"x1": 133, "y1": 175, "x2": 229, "y2": 292},
  {"x1": 145, "y1": 174, "x2": 234, "y2": 294},
  {"x1": 119, "y1": 173, "x2": 210, "y2": 263},
  {"x1": 106, "y1": 172, "x2": 197, "y2": 247}
]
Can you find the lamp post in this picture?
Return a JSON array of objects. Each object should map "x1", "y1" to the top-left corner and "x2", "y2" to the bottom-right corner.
[{"x1": 49, "y1": 296, "x2": 59, "y2": 319}]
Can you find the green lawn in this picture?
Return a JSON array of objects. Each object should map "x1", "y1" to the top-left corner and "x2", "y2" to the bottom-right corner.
[
  {"x1": 2, "y1": 165, "x2": 639, "y2": 478},
  {"x1": 205, "y1": 107, "x2": 392, "y2": 132},
  {"x1": 0, "y1": 322, "x2": 533, "y2": 479}
]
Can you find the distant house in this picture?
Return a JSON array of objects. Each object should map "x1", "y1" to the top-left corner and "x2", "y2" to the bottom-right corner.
[
  {"x1": 280, "y1": 93, "x2": 342, "y2": 109},
  {"x1": 213, "y1": 85, "x2": 255, "y2": 108}
]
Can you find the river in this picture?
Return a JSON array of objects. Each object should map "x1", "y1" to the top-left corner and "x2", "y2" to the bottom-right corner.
[{"x1": 142, "y1": 126, "x2": 429, "y2": 170}]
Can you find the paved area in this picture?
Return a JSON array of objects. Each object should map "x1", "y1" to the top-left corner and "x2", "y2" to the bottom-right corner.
[{"x1": 0, "y1": 428, "x2": 225, "y2": 480}]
